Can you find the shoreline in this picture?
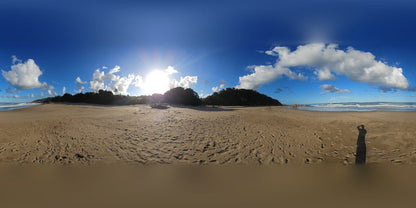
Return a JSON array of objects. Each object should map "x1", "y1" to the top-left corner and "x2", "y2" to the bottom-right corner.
[{"x1": 4, "y1": 102, "x2": 416, "y2": 113}]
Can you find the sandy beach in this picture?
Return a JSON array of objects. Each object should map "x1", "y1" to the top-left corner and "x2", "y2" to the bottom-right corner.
[
  {"x1": 2, "y1": 104, "x2": 416, "y2": 208},
  {"x1": 1, "y1": 103, "x2": 415, "y2": 166}
]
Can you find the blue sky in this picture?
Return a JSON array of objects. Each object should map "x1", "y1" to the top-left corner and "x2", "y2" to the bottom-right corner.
[{"x1": 1, "y1": 0, "x2": 416, "y2": 104}]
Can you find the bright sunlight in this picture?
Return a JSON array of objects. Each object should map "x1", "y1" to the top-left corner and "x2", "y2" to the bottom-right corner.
[{"x1": 142, "y1": 70, "x2": 170, "y2": 95}]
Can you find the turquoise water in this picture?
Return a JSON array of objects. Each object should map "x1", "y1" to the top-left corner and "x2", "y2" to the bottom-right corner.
[
  {"x1": 0, "y1": 102, "x2": 41, "y2": 111},
  {"x1": 296, "y1": 102, "x2": 416, "y2": 111}
]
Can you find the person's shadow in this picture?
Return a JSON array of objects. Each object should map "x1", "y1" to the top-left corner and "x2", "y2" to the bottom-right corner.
[{"x1": 355, "y1": 125, "x2": 367, "y2": 165}]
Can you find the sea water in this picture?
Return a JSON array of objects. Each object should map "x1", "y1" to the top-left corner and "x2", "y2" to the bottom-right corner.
[
  {"x1": 297, "y1": 102, "x2": 416, "y2": 111},
  {"x1": 0, "y1": 102, "x2": 41, "y2": 111}
]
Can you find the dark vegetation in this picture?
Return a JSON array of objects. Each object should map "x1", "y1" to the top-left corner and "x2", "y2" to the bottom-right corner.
[
  {"x1": 34, "y1": 87, "x2": 282, "y2": 106},
  {"x1": 204, "y1": 88, "x2": 282, "y2": 106}
]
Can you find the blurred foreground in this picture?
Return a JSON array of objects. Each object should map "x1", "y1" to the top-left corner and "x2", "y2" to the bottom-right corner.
[{"x1": 1, "y1": 166, "x2": 416, "y2": 208}]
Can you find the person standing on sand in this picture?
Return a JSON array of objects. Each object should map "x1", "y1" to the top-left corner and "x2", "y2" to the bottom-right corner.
[{"x1": 355, "y1": 125, "x2": 367, "y2": 165}]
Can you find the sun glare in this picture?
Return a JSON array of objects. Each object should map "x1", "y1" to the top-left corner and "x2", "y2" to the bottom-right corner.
[{"x1": 143, "y1": 70, "x2": 170, "y2": 95}]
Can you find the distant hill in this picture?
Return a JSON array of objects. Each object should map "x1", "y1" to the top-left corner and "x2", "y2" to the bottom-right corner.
[
  {"x1": 203, "y1": 88, "x2": 282, "y2": 106},
  {"x1": 34, "y1": 87, "x2": 282, "y2": 106}
]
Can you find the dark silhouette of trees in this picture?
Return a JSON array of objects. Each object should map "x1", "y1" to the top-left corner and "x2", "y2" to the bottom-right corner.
[
  {"x1": 151, "y1": 93, "x2": 164, "y2": 104},
  {"x1": 34, "y1": 87, "x2": 282, "y2": 107},
  {"x1": 163, "y1": 87, "x2": 202, "y2": 106},
  {"x1": 34, "y1": 90, "x2": 151, "y2": 105},
  {"x1": 203, "y1": 88, "x2": 282, "y2": 106}
]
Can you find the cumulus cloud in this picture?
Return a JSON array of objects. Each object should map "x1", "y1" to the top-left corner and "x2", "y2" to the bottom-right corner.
[
  {"x1": 1, "y1": 57, "x2": 48, "y2": 90},
  {"x1": 164, "y1": 66, "x2": 197, "y2": 90},
  {"x1": 108, "y1": 65, "x2": 120, "y2": 74},
  {"x1": 165, "y1": 66, "x2": 178, "y2": 75},
  {"x1": 212, "y1": 80, "x2": 227, "y2": 92},
  {"x1": 79, "y1": 65, "x2": 196, "y2": 95},
  {"x1": 319, "y1": 84, "x2": 351, "y2": 94},
  {"x1": 107, "y1": 74, "x2": 135, "y2": 94},
  {"x1": 44, "y1": 85, "x2": 57, "y2": 96},
  {"x1": 169, "y1": 76, "x2": 198, "y2": 89},
  {"x1": 219, "y1": 80, "x2": 227, "y2": 89},
  {"x1": 178, "y1": 76, "x2": 198, "y2": 88},
  {"x1": 133, "y1": 76, "x2": 144, "y2": 88},
  {"x1": 76, "y1": 77, "x2": 86, "y2": 93},
  {"x1": 237, "y1": 43, "x2": 410, "y2": 91},
  {"x1": 89, "y1": 70, "x2": 104, "y2": 92},
  {"x1": 88, "y1": 66, "x2": 135, "y2": 95},
  {"x1": 62, "y1": 86, "x2": 66, "y2": 94},
  {"x1": 313, "y1": 68, "x2": 335, "y2": 80},
  {"x1": 237, "y1": 65, "x2": 307, "y2": 89},
  {"x1": 11, "y1": 55, "x2": 22, "y2": 64}
]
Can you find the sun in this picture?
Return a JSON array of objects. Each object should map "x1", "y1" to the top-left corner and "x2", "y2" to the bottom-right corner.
[{"x1": 142, "y1": 70, "x2": 170, "y2": 95}]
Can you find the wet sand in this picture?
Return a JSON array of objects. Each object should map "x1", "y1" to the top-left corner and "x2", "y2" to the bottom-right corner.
[{"x1": 1, "y1": 103, "x2": 415, "y2": 166}]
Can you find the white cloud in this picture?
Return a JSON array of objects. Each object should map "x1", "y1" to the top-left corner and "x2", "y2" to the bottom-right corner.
[
  {"x1": 319, "y1": 84, "x2": 351, "y2": 94},
  {"x1": 107, "y1": 74, "x2": 135, "y2": 94},
  {"x1": 88, "y1": 66, "x2": 135, "y2": 95},
  {"x1": 133, "y1": 76, "x2": 144, "y2": 88},
  {"x1": 237, "y1": 65, "x2": 307, "y2": 89},
  {"x1": 62, "y1": 86, "x2": 66, "y2": 94},
  {"x1": 79, "y1": 65, "x2": 196, "y2": 95},
  {"x1": 14, "y1": 95, "x2": 19, "y2": 98},
  {"x1": 171, "y1": 76, "x2": 198, "y2": 89},
  {"x1": 45, "y1": 85, "x2": 56, "y2": 96},
  {"x1": 238, "y1": 43, "x2": 410, "y2": 91},
  {"x1": 11, "y1": 55, "x2": 22, "y2": 64},
  {"x1": 108, "y1": 65, "x2": 120, "y2": 74},
  {"x1": 134, "y1": 66, "x2": 197, "y2": 95},
  {"x1": 76, "y1": 77, "x2": 86, "y2": 93},
  {"x1": 219, "y1": 80, "x2": 227, "y2": 89},
  {"x1": 89, "y1": 69, "x2": 105, "y2": 92},
  {"x1": 314, "y1": 68, "x2": 336, "y2": 80},
  {"x1": 212, "y1": 80, "x2": 227, "y2": 92},
  {"x1": 165, "y1": 66, "x2": 178, "y2": 75},
  {"x1": 2, "y1": 57, "x2": 48, "y2": 90}
]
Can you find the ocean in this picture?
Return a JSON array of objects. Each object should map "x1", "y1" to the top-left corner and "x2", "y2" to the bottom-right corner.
[
  {"x1": 0, "y1": 102, "x2": 41, "y2": 111},
  {"x1": 296, "y1": 102, "x2": 416, "y2": 112}
]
